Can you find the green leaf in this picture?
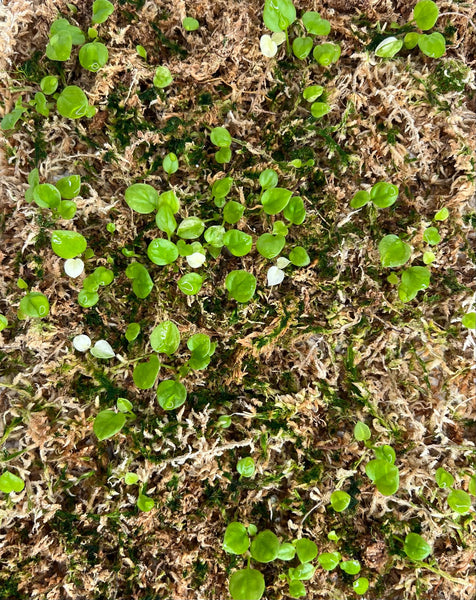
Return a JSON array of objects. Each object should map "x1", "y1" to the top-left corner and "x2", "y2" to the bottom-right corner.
[
  {"x1": 370, "y1": 182, "x2": 399, "y2": 208},
  {"x1": 125, "y1": 323, "x2": 140, "y2": 342},
  {"x1": 92, "y1": 0, "x2": 114, "y2": 25},
  {"x1": 289, "y1": 246, "x2": 310, "y2": 267},
  {"x1": 33, "y1": 92, "x2": 49, "y2": 117},
  {"x1": 262, "y1": 187, "x2": 293, "y2": 215},
  {"x1": 215, "y1": 147, "x2": 232, "y2": 164},
  {"x1": 414, "y1": 0, "x2": 439, "y2": 30},
  {"x1": 282, "y1": 197, "x2": 306, "y2": 225},
  {"x1": 378, "y1": 234, "x2": 412, "y2": 268},
  {"x1": 237, "y1": 457, "x2": 255, "y2": 477},
  {"x1": 124, "y1": 472, "x2": 139, "y2": 485},
  {"x1": 177, "y1": 273, "x2": 203, "y2": 295},
  {"x1": 125, "y1": 183, "x2": 158, "y2": 214},
  {"x1": 302, "y1": 12, "x2": 331, "y2": 36},
  {"x1": 423, "y1": 226, "x2": 441, "y2": 245},
  {"x1": 353, "y1": 577, "x2": 369, "y2": 595},
  {"x1": 403, "y1": 533, "x2": 432, "y2": 560},
  {"x1": 263, "y1": 0, "x2": 296, "y2": 32},
  {"x1": 136, "y1": 45, "x2": 147, "y2": 59},
  {"x1": 133, "y1": 354, "x2": 160, "y2": 389},
  {"x1": 340, "y1": 560, "x2": 361, "y2": 575},
  {"x1": 223, "y1": 201, "x2": 245, "y2": 224},
  {"x1": 434, "y1": 207, "x2": 449, "y2": 221},
  {"x1": 398, "y1": 266, "x2": 430, "y2": 302},
  {"x1": 223, "y1": 522, "x2": 250, "y2": 554},
  {"x1": 229, "y1": 569, "x2": 265, "y2": 600},
  {"x1": 259, "y1": 169, "x2": 278, "y2": 190},
  {"x1": 350, "y1": 190, "x2": 370, "y2": 209},
  {"x1": 256, "y1": 234, "x2": 285, "y2": 259},
  {"x1": 210, "y1": 126, "x2": 232, "y2": 148},
  {"x1": 55, "y1": 175, "x2": 81, "y2": 199},
  {"x1": 57, "y1": 86, "x2": 92, "y2": 119},
  {"x1": 354, "y1": 421, "x2": 371, "y2": 441},
  {"x1": 277, "y1": 543, "x2": 296, "y2": 561},
  {"x1": 153, "y1": 66, "x2": 173, "y2": 88},
  {"x1": 125, "y1": 262, "x2": 154, "y2": 299},
  {"x1": 418, "y1": 32, "x2": 446, "y2": 58},
  {"x1": 313, "y1": 43, "x2": 341, "y2": 66},
  {"x1": 223, "y1": 230, "x2": 253, "y2": 257},
  {"x1": 469, "y1": 475, "x2": 476, "y2": 496},
  {"x1": 303, "y1": 85, "x2": 324, "y2": 102},
  {"x1": 225, "y1": 270, "x2": 256, "y2": 302},
  {"x1": 295, "y1": 538, "x2": 318, "y2": 563},
  {"x1": 404, "y1": 32, "x2": 420, "y2": 49},
  {"x1": 288, "y1": 562, "x2": 316, "y2": 580},
  {"x1": 158, "y1": 189, "x2": 180, "y2": 213},
  {"x1": 40, "y1": 75, "x2": 58, "y2": 95},
  {"x1": 51, "y1": 230, "x2": 87, "y2": 259},
  {"x1": 156, "y1": 379, "x2": 187, "y2": 410},
  {"x1": 318, "y1": 552, "x2": 341, "y2": 570},
  {"x1": 150, "y1": 321, "x2": 180, "y2": 354},
  {"x1": 0, "y1": 315, "x2": 8, "y2": 332},
  {"x1": 212, "y1": 176, "x2": 233, "y2": 200},
  {"x1": 155, "y1": 205, "x2": 177, "y2": 237},
  {"x1": 288, "y1": 580, "x2": 306, "y2": 598},
  {"x1": 117, "y1": 397, "x2": 133, "y2": 413},
  {"x1": 374, "y1": 445, "x2": 396, "y2": 464},
  {"x1": 0, "y1": 471, "x2": 25, "y2": 493},
  {"x1": 177, "y1": 217, "x2": 205, "y2": 239},
  {"x1": 46, "y1": 31, "x2": 72, "y2": 61},
  {"x1": 250, "y1": 530, "x2": 280, "y2": 563},
  {"x1": 310, "y1": 101, "x2": 331, "y2": 119},
  {"x1": 447, "y1": 489, "x2": 472, "y2": 514},
  {"x1": 163, "y1": 152, "x2": 179, "y2": 174},
  {"x1": 365, "y1": 459, "x2": 399, "y2": 495},
  {"x1": 137, "y1": 492, "x2": 154, "y2": 512},
  {"x1": 33, "y1": 183, "x2": 61, "y2": 208},
  {"x1": 77, "y1": 290, "x2": 99, "y2": 308},
  {"x1": 375, "y1": 37, "x2": 404, "y2": 58},
  {"x1": 93, "y1": 410, "x2": 126, "y2": 441},
  {"x1": 435, "y1": 467, "x2": 454, "y2": 489},
  {"x1": 292, "y1": 37, "x2": 313, "y2": 60},
  {"x1": 79, "y1": 42, "x2": 108, "y2": 72},
  {"x1": 330, "y1": 490, "x2": 351, "y2": 512},
  {"x1": 204, "y1": 225, "x2": 225, "y2": 248},
  {"x1": 462, "y1": 312, "x2": 476, "y2": 329},
  {"x1": 182, "y1": 17, "x2": 199, "y2": 31},
  {"x1": 147, "y1": 239, "x2": 178, "y2": 266}
]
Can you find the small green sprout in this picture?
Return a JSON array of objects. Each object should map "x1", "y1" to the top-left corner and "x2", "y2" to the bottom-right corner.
[
  {"x1": 313, "y1": 43, "x2": 341, "y2": 66},
  {"x1": 136, "y1": 45, "x2": 147, "y2": 59},
  {"x1": 88, "y1": 27, "x2": 98, "y2": 39},
  {"x1": 375, "y1": 37, "x2": 404, "y2": 58},
  {"x1": 403, "y1": 532, "x2": 432, "y2": 560},
  {"x1": 423, "y1": 251, "x2": 436, "y2": 264},
  {"x1": 92, "y1": 0, "x2": 114, "y2": 25},
  {"x1": 212, "y1": 176, "x2": 234, "y2": 205},
  {"x1": 414, "y1": 0, "x2": 439, "y2": 29},
  {"x1": 292, "y1": 37, "x2": 313, "y2": 60},
  {"x1": 461, "y1": 312, "x2": 476, "y2": 329},
  {"x1": 310, "y1": 101, "x2": 331, "y2": 118},
  {"x1": 178, "y1": 273, "x2": 204, "y2": 295},
  {"x1": 261, "y1": 187, "x2": 292, "y2": 215},
  {"x1": 133, "y1": 355, "x2": 160, "y2": 389},
  {"x1": 256, "y1": 234, "x2": 285, "y2": 259},
  {"x1": 57, "y1": 86, "x2": 96, "y2": 119},
  {"x1": 447, "y1": 489, "x2": 472, "y2": 514},
  {"x1": 259, "y1": 169, "x2": 278, "y2": 190},
  {"x1": 125, "y1": 323, "x2": 140, "y2": 342},
  {"x1": 210, "y1": 126, "x2": 232, "y2": 148},
  {"x1": 237, "y1": 457, "x2": 255, "y2": 478},
  {"x1": 153, "y1": 66, "x2": 173, "y2": 88},
  {"x1": 163, "y1": 152, "x2": 179, "y2": 174},
  {"x1": 223, "y1": 201, "x2": 245, "y2": 224},
  {"x1": 303, "y1": 85, "x2": 324, "y2": 102},
  {"x1": 229, "y1": 569, "x2": 265, "y2": 600},
  {"x1": 225, "y1": 270, "x2": 257, "y2": 302},
  {"x1": 79, "y1": 42, "x2": 109, "y2": 72},
  {"x1": 330, "y1": 490, "x2": 351, "y2": 512},
  {"x1": 182, "y1": 17, "x2": 199, "y2": 31},
  {"x1": 217, "y1": 415, "x2": 232, "y2": 428},
  {"x1": 302, "y1": 11, "x2": 330, "y2": 36},
  {"x1": 435, "y1": 467, "x2": 454, "y2": 489},
  {"x1": 295, "y1": 539, "x2": 318, "y2": 563},
  {"x1": 350, "y1": 182, "x2": 399, "y2": 209},
  {"x1": 365, "y1": 445, "x2": 399, "y2": 496},
  {"x1": 18, "y1": 292, "x2": 50, "y2": 319},
  {"x1": 156, "y1": 379, "x2": 187, "y2": 410},
  {"x1": 0, "y1": 471, "x2": 25, "y2": 494},
  {"x1": 434, "y1": 207, "x2": 449, "y2": 221},
  {"x1": 56, "y1": 174, "x2": 81, "y2": 199},
  {"x1": 224, "y1": 522, "x2": 250, "y2": 554},
  {"x1": 469, "y1": 475, "x2": 476, "y2": 496},
  {"x1": 223, "y1": 230, "x2": 253, "y2": 256},
  {"x1": 354, "y1": 421, "x2": 371, "y2": 441},
  {"x1": 251, "y1": 530, "x2": 280, "y2": 563},
  {"x1": 398, "y1": 266, "x2": 430, "y2": 302},
  {"x1": 17, "y1": 278, "x2": 28, "y2": 290},
  {"x1": 378, "y1": 235, "x2": 412, "y2": 268},
  {"x1": 124, "y1": 472, "x2": 139, "y2": 485},
  {"x1": 318, "y1": 551, "x2": 341, "y2": 570},
  {"x1": 93, "y1": 410, "x2": 126, "y2": 441},
  {"x1": 147, "y1": 239, "x2": 179, "y2": 265},
  {"x1": 137, "y1": 492, "x2": 155, "y2": 512},
  {"x1": 353, "y1": 577, "x2": 369, "y2": 595},
  {"x1": 423, "y1": 226, "x2": 441, "y2": 245},
  {"x1": 1, "y1": 98, "x2": 27, "y2": 131},
  {"x1": 340, "y1": 560, "x2": 361, "y2": 575},
  {"x1": 187, "y1": 333, "x2": 216, "y2": 370},
  {"x1": 51, "y1": 230, "x2": 87, "y2": 259},
  {"x1": 288, "y1": 247, "x2": 310, "y2": 267},
  {"x1": 40, "y1": 76, "x2": 59, "y2": 95},
  {"x1": 125, "y1": 183, "x2": 158, "y2": 213},
  {"x1": 263, "y1": 0, "x2": 296, "y2": 33},
  {"x1": 0, "y1": 315, "x2": 8, "y2": 332}
]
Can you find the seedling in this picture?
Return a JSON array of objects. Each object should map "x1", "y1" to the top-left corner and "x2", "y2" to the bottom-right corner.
[
  {"x1": 403, "y1": 533, "x2": 432, "y2": 560},
  {"x1": 225, "y1": 270, "x2": 257, "y2": 303},
  {"x1": 57, "y1": 86, "x2": 96, "y2": 119},
  {"x1": 18, "y1": 292, "x2": 50, "y2": 319},
  {"x1": 330, "y1": 490, "x2": 351, "y2": 512},
  {"x1": 125, "y1": 323, "x2": 140, "y2": 342},
  {"x1": 0, "y1": 471, "x2": 25, "y2": 494},
  {"x1": 79, "y1": 42, "x2": 109, "y2": 71},
  {"x1": 182, "y1": 17, "x2": 199, "y2": 31},
  {"x1": 398, "y1": 266, "x2": 430, "y2": 302},
  {"x1": 153, "y1": 66, "x2": 173, "y2": 88},
  {"x1": 93, "y1": 397, "x2": 135, "y2": 441},
  {"x1": 378, "y1": 235, "x2": 412, "y2": 268},
  {"x1": 350, "y1": 182, "x2": 399, "y2": 209},
  {"x1": 92, "y1": 0, "x2": 114, "y2": 25},
  {"x1": 237, "y1": 457, "x2": 255, "y2": 478},
  {"x1": 365, "y1": 444, "x2": 399, "y2": 496},
  {"x1": 163, "y1": 152, "x2": 179, "y2": 174}
]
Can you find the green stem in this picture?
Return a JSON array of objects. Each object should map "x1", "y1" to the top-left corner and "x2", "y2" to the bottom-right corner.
[{"x1": 414, "y1": 561, "x2": 468, "y2": 585}]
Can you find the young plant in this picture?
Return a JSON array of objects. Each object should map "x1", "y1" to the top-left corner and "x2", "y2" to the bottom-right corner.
[
  {"x1": 350, "y1": 182, "x2": 399, "y2": 209},
  {"x1": 365, "y1": 445, "x2": 400, "y2": 496},
  {"x1": 18, "y1": 292, "x2": 50, "y2": 319},
  {"x1": 0, "y1": 471, "x2": 25, "y2": 494},
  {"x1": 93, "y1": 398, "x2": 135, "y2": 441}
]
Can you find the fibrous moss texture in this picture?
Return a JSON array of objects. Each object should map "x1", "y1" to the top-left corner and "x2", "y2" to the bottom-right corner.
[{"x1": 0, "y1": 1, "x2": 475, "y2": 599}]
